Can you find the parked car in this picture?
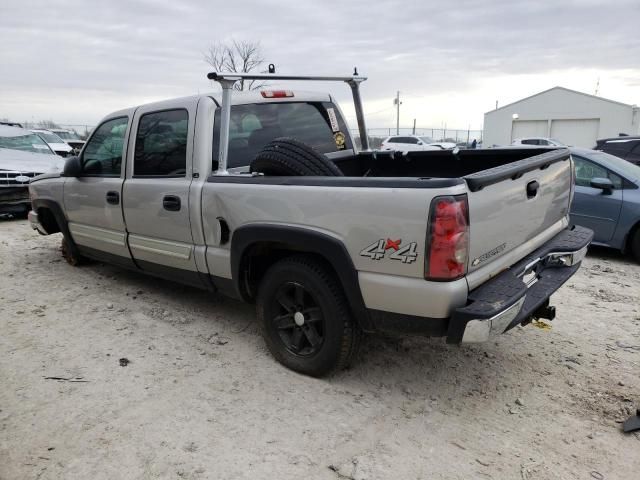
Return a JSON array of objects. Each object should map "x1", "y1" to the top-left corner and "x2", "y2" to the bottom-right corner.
[
  {"x1": 28, "y1": 72, "x2": 591, "y2": 376},
  {"x1": 50, "y1": 129, "x2": 86, "y2": 154},
  {"x1": 0, "y1": 125, "x2": 64, "y2": 216},
  {"x1": 380, "y1": 135, "x2": 441, "y2": 151},
  {"x1": 594, "y1": 136, "x2": 640, "y2": 166},
  {"x1": 31, "y1": 129, "x2": 74, "y2": 157},
  {"x1": 570, "y1": 147, "x2": 640, "y2": 261},
  {"x1": 0, "y1": 121, "x2": 23, "y2": 128},
  {"x1": 512, "y1": 137, "x2": 565, "y2": 147}
]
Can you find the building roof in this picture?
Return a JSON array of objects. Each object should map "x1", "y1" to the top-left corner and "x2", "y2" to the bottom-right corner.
[{"x1": 485, "y1": 86, "x2": 635, "y2": 115}]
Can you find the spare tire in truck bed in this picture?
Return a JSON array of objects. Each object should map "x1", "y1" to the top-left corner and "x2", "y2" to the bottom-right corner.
[{"x1": 250, "y1": 137, "x2": 344, "y2": 176}]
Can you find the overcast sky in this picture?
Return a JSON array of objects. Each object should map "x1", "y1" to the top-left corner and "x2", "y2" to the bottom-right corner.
[{"x1": 1, "y1": 0, "x2": 639, "y2": 131}]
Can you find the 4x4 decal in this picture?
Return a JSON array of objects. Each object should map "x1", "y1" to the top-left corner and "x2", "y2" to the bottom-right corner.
[{"x1": 360, "y1": 238, "x2": 418, "y2": 264}]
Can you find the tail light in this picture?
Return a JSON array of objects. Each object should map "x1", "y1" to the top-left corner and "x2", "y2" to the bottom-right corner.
[
  {"x1": 425, "y1": 195, "x2": 469, "y2": 280},
  {"x1": 261, "y1": 90, "x2": 294, "y2": 98}
]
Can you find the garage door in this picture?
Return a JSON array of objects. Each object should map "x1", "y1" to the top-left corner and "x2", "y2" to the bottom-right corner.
[
  {"x1": 550, "y1": 119, "x2": 600, "y2": 148},
  {"x1": 511, "y1": 120, "x2": 548, "y2": 141}
]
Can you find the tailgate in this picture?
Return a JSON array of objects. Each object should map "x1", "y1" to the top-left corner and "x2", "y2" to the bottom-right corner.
[{"x1": 464, "y1": 149, "x2": 572, "y2": 283}]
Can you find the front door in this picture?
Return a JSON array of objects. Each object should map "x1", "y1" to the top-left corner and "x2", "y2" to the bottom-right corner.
[
  {"x1": 570, "y1": 155, "x2": 623, "y2": 243},
  {"x1": 63, "y1": 115, "x2": 134, "y2": 266},
  {"x1": 122, "y1": 101, "x2": 203, "y2": 287}
]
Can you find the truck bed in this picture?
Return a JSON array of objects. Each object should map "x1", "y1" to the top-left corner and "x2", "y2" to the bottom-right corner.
[{"x1": 333, "y1": 146, "x2": 559, "y2": 181}]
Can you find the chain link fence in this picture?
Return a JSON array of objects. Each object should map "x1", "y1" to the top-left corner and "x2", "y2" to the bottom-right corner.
[{"x1": 350, "y1": 127, "x2": 483, "y2": 149}]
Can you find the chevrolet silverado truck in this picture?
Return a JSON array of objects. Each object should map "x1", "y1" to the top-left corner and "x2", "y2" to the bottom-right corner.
[{"x1": 28, "y1": 71, "x2": 593, "y2": 376}]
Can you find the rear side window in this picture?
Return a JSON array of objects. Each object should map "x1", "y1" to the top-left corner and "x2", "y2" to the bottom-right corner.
[
  {"x1": 134, "y1": 109, "x2": 188, "y2": 177},
  {"x1": 213, "y1": 102, "x2": 352, "y2": 169},
  {"x1": 82, "y1": 117, "x2": 128, "y2": 176}
]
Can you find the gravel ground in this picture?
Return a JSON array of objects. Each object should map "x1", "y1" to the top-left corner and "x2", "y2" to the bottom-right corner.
[{"x1": 1, "y1": 218, "x2": 639, "y2": 480}]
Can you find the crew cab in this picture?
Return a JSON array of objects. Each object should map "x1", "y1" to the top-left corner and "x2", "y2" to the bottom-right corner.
[{"x1": 28, "y1": 71, "x2": 592, "y2": 376}]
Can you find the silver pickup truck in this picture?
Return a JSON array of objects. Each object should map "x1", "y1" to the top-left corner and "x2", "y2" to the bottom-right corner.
[{"x1": 28, "y1": 71, "x2": 593, "y2": 376}]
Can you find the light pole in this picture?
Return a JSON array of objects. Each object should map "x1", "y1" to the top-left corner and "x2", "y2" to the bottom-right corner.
[{"x1": 394, "y1": 91, "x2": 401, "y2": 135}]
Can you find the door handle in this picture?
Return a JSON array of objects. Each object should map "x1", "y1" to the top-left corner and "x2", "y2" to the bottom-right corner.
[
  {"x1": 526, "y1": 181, "x2": 539, "y2": 199},
  {"x1": 106, "y1": 191, "x2": 120, "y2": 205},
  {"x1": 162, "y1": 195, "x2": 181, "y2": 211}
]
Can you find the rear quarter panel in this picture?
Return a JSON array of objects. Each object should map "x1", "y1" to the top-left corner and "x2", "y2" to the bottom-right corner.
[{"x1": 201, "y1": 182, "x2": 468, "y2": 279}]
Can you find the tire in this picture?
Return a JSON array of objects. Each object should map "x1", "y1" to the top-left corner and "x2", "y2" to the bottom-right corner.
[
  {"x1": 250, "y1": 137, "x2": 344, "y2": 176},
  {"x1": 631, "y1": 228, "x2": 640, "y2": 263},
  {"x1": 256, "y1": 255, "x2": 360, "y2": 376},
  {"x1": 61, "y1": 236, "x2": 86, "y2": 266}
]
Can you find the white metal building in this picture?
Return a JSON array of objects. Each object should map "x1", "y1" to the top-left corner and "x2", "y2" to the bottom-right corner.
[{"x1": 483, "y1": 87, "x2": 639, "y2": 148}]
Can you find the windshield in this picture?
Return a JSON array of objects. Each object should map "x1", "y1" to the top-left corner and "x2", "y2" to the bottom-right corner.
[
  {"x1": 37, "y1": 131, "x2": 65, "y2": 144},
  {"x1": 0, "y1": 133, "x2": 54, "y2": 154},
  {"x1": 581, "y1": 150, "x2": 640, "y2": 181},
  {"x1": 419, "y1": 137, "x2": 434, "y2": 143}
]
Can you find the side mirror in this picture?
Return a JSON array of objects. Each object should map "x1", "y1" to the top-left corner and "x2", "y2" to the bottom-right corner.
[
  {"x1": 590, "y1": 177, "x2": 613, "y2": 194},
  {"x1": 417, "y1": 141, "x2": 423, "y2": 145},
  {"x1": 62, "y1": 156, "x2": 82, "y2": 177}
]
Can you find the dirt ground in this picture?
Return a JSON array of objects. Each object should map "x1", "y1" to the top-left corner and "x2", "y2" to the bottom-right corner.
[{"x1": 1, "y1": 218, "x2": 639, "y2": 480}]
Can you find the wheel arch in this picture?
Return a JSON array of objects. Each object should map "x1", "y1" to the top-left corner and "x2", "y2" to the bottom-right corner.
[
  {"x1": 624, "y1": 218, "x2": 640, "y2": 255},
  {"x1": 31, "y1": 198, "x2": 81, "y2": 257},
  {"x1": 231, "y1": 224, "x2": 373, "y2": 331}
]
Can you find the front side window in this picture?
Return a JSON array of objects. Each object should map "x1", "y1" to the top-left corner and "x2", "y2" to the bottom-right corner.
[
  {"x1": 82, "y1": 117, "x2": 128, "y2": 175},
  {"x1": 521, "y1": 139, "x2": 539, "y2": 145},
  {"x1": 134, "y1": 109, "x2": 189, "y2": 176},
  {"x1": 573, "y1": 156, "x2": 622, "y2": 189}
]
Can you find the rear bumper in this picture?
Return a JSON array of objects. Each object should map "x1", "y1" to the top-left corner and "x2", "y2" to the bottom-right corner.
[
  {"x1": 447, "y1": 225, "x2": 593, "y2": 343},
  {"x1": 367, "y1": 225, "x2": 593, "y2": 339}
]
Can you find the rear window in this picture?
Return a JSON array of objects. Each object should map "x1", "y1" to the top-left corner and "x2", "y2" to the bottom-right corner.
[{"x1": 212, "y1": 101, "x2": 352, "y2": 169}]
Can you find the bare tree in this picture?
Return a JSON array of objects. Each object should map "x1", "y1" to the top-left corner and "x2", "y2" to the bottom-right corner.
[
  {"x1": 204, "y1": 40, "x2": 268, "y2": 91},
  {"x1": 37, "y1": 119, "x2": 60, "y2": 129}
]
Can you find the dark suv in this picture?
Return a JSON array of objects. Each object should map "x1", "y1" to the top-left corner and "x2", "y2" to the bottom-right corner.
[{"x1": 595, "y1": 136, "x2": 640, "y2": 165}]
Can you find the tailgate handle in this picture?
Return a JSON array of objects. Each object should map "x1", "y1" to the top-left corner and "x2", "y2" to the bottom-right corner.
[
  {"x1": 162, "y1": 195, "x2": 181, "y2": 211},
  {"x1": 526, "y1": 181, "x2": 539, "y2": 199}
]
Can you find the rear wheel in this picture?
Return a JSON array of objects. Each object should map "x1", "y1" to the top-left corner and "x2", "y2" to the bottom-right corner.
[{"x1": 256, "y1": 255, "x2": 360, "y2": 376}]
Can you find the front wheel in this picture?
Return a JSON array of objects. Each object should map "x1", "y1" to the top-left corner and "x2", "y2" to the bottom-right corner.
[
  {"x1": 61, "y1": 236, "x2": 86, "y2": 266},
  {"x1": 256, "y1": 255, "x2": 360, "y2": 377},
  {"x1": 631, "y1": 228, "x2": 640, "y2": 263}
]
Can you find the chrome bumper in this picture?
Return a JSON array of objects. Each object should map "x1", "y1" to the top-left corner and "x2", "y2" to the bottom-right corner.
[
  {"x1": 448, "y1": 226, "x2": 593, "y2": 345},
  {"x1": 28, "y1": 210, "x2": 48, "y2": 235}
]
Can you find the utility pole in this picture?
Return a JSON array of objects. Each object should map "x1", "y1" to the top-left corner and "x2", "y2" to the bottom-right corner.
[
  {"x1": 394, "y1": 91, "x2": 401, "y2": 135},
  {"x1": 412, "y1": 118, "x2": 416, "y2": 135}
]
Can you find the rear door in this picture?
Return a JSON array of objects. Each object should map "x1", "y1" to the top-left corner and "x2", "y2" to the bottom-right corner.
[
  {"x1": 122, "y1": 99, "x2": 204, "y2": 287},
  {"x1": 570, "y1": 155, "x2": 623, "y2": 243},
  {"x1": 63, "y1": 115, "x2": 134, "y2": 266}
]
